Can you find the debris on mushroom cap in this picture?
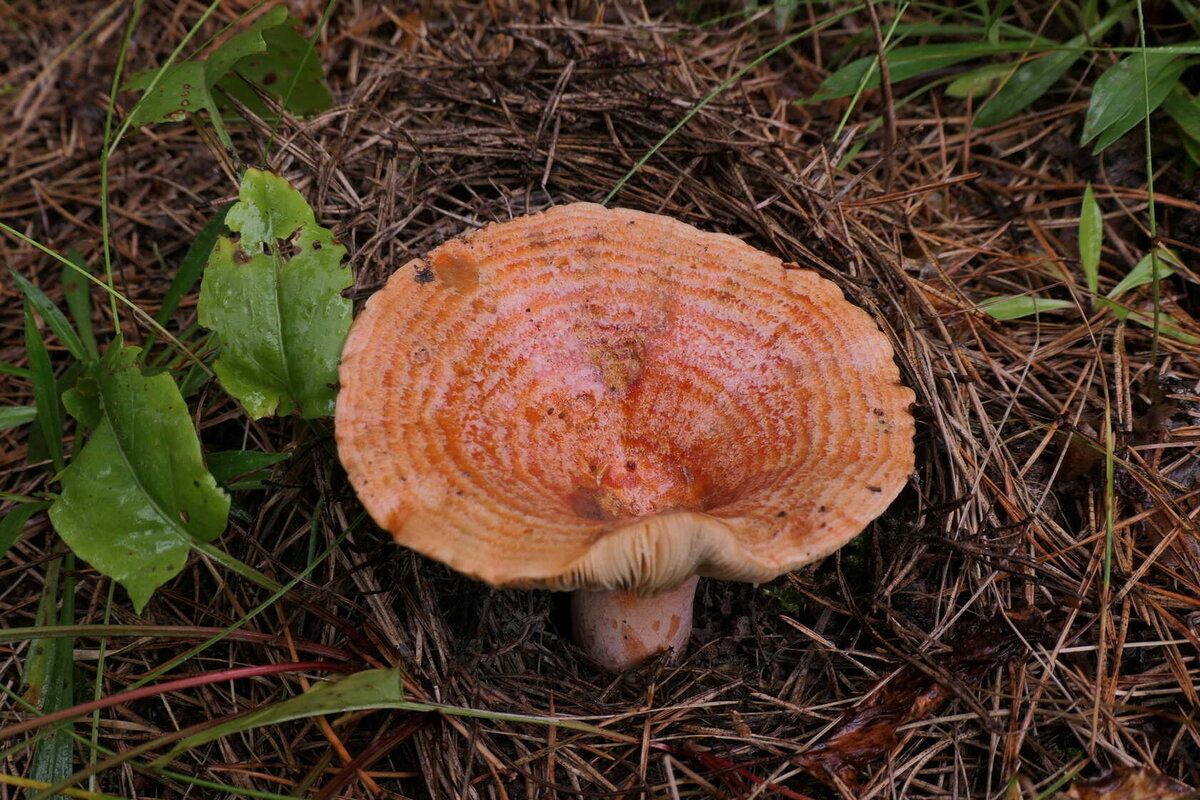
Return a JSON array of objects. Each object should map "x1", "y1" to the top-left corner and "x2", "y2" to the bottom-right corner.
[{"x1": 336, "y1": 203, "x2": 915, "y2": 594}]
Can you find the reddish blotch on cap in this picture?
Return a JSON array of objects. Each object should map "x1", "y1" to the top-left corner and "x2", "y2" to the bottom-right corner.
[{"x1": 336, "y1": 203, "x2": 915, "y2": 594}]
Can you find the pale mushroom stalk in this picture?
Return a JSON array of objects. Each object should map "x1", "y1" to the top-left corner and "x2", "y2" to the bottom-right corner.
[
  {"x1": 571, "y1": 576, "x2": 699, "y2": 671},
  {"x1": 337, "y1": 203, "x2": 915, "y2": 671}
]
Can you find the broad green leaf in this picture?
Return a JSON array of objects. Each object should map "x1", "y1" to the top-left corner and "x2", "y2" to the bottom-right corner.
[
  {"x1": 217, "y1": 26, "x2": 331, "y2": 118},
  {"x1": 1082, "y1": 53, "x2": 1195, "y2": 153},
  {"x1": 124, "y1": 62, "x2": 227, "y2": 146},
  {"x1": 1079, "y1": 183, "x2": 1102, "y2": 295},
  {"x1": 946, "y1": 62, "x2": 1014, "y2": 98},
  {"x1": 25, "y1": 304, "x2": 64, "y2": 473},
  {"x1": 123, "y1": 7, "x2": 291, "y2": 147},
  {"x1": 817, "y1": 42, "x2": 1035, "y2": 100},
  {"x1": 198, "y1": 168, "x2": 351, "y2": 419},
  {"x1": 62, "y1": 249, "x2": 98, "y2": 361},
  {"x1": 979, "y1": 294, "x2": 1074, "y2": 320},
  {"x1": 974, "y1": 8, "x2": 1128, "y2": 128},
  {"x1": 1106, "y1": 248, "x2": 1182, "y2": 299},
  {"x1": 207, "y1": 450, "x2": 291, "y2": 490},
  {"x1": 11, "y1": 270, "x2": 88, "y2": 363},
  {"x1": 49, "y1": 346, "x2": 230, "y2": 612},
  {"x1": 0, "y1": 502, "x2": 47, "y2": 561},
  {"x1": 156, "y1": 668, "x2": 407, "y2": 764},
  {"x1": 0, "y1": 405, "x2": 38, "y2": 431}
]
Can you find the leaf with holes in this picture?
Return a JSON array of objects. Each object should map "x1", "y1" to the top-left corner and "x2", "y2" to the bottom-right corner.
[
  {"x1": 217, "y1": 25, "x2": 331, "y2": 119},
  {"x1": 198, "y1": 168, "x2": 351, "y2": 419},
  {"x1": 49, "y1": 346, "x2": 230, "y2": 612},
  {"x1": 123, "y1": 7, "x2": 302, "y2": 146}
]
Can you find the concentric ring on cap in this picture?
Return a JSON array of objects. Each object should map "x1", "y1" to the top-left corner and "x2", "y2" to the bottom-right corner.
[{"x1": 336, "y1": 203, "x2": 915, "y2": 593}]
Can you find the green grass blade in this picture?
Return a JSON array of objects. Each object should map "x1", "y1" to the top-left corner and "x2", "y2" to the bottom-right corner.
[
  {"x1": 29, "y1": 557, "x2": 77, "y2": 797},
  {"x1": 0, "y1": 405, "x2": 38, "y2": 432},
  {"x1": 605, "y1": 4, "x2": 865, "y2": 204},
  {"x1": 62, "y1": 249, "x2": 99, "y2": 361},
  {"x1": 1078, "y1": 183, "x2": 1103, "y2": 296},
  {"x1": 1082, "y1": 53, "x2": 1194, "y2": 152},
  {"x1": 815, "y1": 41, "x2": 1039, "y2": 101},
  {"x1": 0, "y1": 361, "x2": 32, "y2": 379},
  {"x1": 1106, "y1": 248, "x2": 1180, "y2": 298},
  {"x1": 974, "y1": 4, "x2": 1131, "y2": 127},
  {"x1": 0, "y1": 502, "x2": 48, "y2": 562},
  {"x1": 11, "y1": 270, "x2": 89, "y2": 363},
  {"x1": 24, "y1": 303, "x2": 65, "y2": 473},
  {"x1": 978, "y1": 294, "x2": 1075, "y2": 320},
  {"x1": 143, "y1": 204, "x2": 230, "y2": 358}
]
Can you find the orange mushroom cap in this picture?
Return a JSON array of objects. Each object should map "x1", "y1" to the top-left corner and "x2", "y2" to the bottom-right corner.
[{"x1": 337, "y1": 203, "x2": 915, "y2": 594}]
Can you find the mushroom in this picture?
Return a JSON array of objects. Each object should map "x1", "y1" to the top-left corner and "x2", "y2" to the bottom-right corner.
[{"x1": 336, "y1": 203, "x2": 914, "y2": 670}]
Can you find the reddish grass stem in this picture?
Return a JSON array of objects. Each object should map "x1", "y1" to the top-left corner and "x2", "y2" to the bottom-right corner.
[{"x1": 0, "y1": 660, "x2": 353, "y2": 743}]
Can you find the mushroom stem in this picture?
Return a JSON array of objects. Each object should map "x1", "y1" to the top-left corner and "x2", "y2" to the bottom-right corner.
[{"x1": 571, "y1": 575, "x2": 700, "y2": 670}]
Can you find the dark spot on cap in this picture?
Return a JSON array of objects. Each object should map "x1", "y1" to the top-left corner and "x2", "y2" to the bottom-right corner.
[
  {"x1": 868, "y1": 486, "x2": 882, "y2": 493},
  {"x1": 625, "y1": 461, "x2": 637, "y2": 471},
  {"x1": 414, "y1": 264, "x2": 435, "y2": 284},
  {"x1": 777, "y1": 510, "x2": 787, "y2": 518}
]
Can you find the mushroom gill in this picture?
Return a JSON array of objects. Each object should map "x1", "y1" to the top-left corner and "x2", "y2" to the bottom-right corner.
[{"x1": 336, "y1": 202, "x2": 915, "y2": 667}]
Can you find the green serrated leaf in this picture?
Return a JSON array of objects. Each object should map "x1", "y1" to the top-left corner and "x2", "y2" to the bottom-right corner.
[
  {"x1": 198, "y1": 168, "x2": 351, "y2": 419},
  {"x1": 217, "y1": 26, "x2": 331, "y2": 118},
  {"x1": 979, "y1": 294, "x2": 1075, "y2": 320},
  {"x1": 1107, "y1": 248, "x2": 1182, "y2": 299},
  {"x1": 0, "y1": 405, "x2": 38, "y2": 431},
  {"x1": 155, "y1": 668, "x2": 407, "y2": 766},
  {"x1": 207, "y1": 450, "x2": 291, "y2": 490},
  {"x1": 11, "y1": 270, "x2": 89, "y2": 363},
  {"x1": 974, "y1": 8, "x2": 1129, "y2": 128},
  {"x1": 49, "y1": 346, "x2": 230, "y2": 613},
  {"x1": 25, "y1": 303, "x2": 64, "y2": 473},
  {"x1": 1079, "y1": 183, "x2": 1103, "y2": 295},
  {"x1": 0, "y1": 502, "x2": 47, "y2": 562},
  {"x1": 1082, "y1": 53, "x2": 1194, "y2": 153},
  {"x1": 123, "y1": 6, "x2": 290, "y2": 146}
]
